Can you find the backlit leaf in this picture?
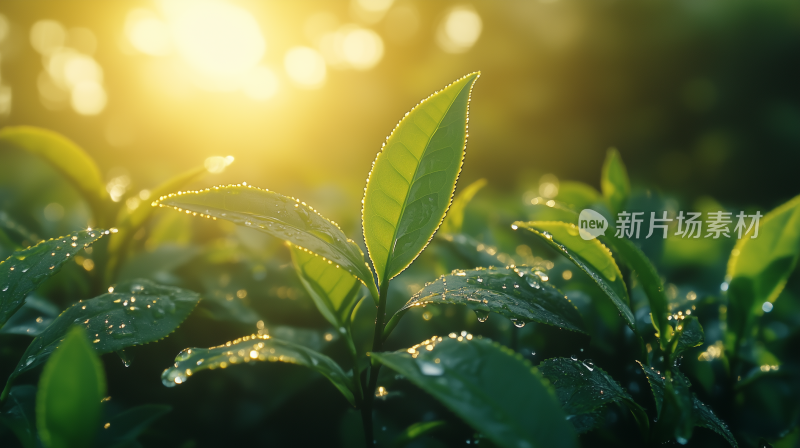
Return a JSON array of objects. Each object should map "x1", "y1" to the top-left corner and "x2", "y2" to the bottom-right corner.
[
  {"x1": 514, "y1": 221, "x2": 635, "y2": 332},
  {"x1": 601, "y1": 148, "x2": 630, "y2": 215},
  {"x1": 439, "y1": 178, "x2": 486, "y2": 234},
  {"x1": 363, "y1": 73, "x2": 480, "y2": 286},
  {"x1": 152, "y1": 184, "x2": 379, "y2": 301},
  {"x1": 161, "y1": 334, "x2": 355, "y2": 407},
  {"x1": 373, "y1": 335, "x2": 579, "y2": 448},
  {"x1": 0, "y1": 229, "x2": 109, "y2": 328},
  {"x1": 674, "y1": 316, "x2": 704, "y2": 356},
  {"x1": 36, "y1": 327, "x2": 106, "y2": 448}
]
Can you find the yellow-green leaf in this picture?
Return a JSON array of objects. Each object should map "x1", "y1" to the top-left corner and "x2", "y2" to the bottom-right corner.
[
  {"x1": 601, "y1": 148, "x2": 630, "y2": 215},
  {"x1": 439, "y1": 178, "x2": 486, "y2": 234},
  {"x1": 363, "y1": 72, "x2": 480, "y2": 286},
  {"x1": 36, "y1": 327, "x2": 106, "y2": 448}
]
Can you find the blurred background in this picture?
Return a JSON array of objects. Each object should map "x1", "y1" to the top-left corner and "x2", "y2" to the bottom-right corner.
[{"x1": 0, "y1": 0, "x2": 798, "y2": 227}]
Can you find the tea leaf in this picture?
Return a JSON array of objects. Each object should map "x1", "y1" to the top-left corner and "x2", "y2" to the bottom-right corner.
[
  {"x1": 161, "y1": 334, "x2": 355, "y2": 407},
  {"x1": 0, "y1": 295, "x2": 59, "y2": 337},
  {"x1": 726, "y1": 194, "x2": 800, "y2": 350},
  {"x1": 388, "y1": 266, "x2": 585, "y2": 336},
  {"x1": 363, "y1": 72, "x2": 480, "y2": 286},
  {"x1": 674, "y1": 316, "x2": 704, "y2": 357},
  {"x1": 373, "y1": 335, "x2": 579, "y2": 448},
  {"x1": 513, "y1": 221, "x2": 635, "y2": 332},
  {"x1": 152, "y1": 185, "x2": 379, "y2": 301},
  {"x1": 600, "y1": 236, "x2": 670, "y2": 345},
  {"x1": 539, "y1": 357, "x2": 646, "y2": 434},
  {"x1": 290, "y1": 244, "x2": 361, "y2": 328},
  {"x1": 601, "y1": 148, "x2": 630, "y2": 214},
  {"x1": 95, "y1": 404, "x2": 171, "y2": 448},
  {"x1": 437, "y1": 233, "x2": 505, "y2": 267},
  {"x1": 391, "y1": 420, "x2": 446, "y2": 448},
  {"x1": 0, "y1": 229, "x2": 109, "y2": 328},
  {"x1": 0, "y1": 126, "x2": 106, "y2": 215},
  {"x1": 0, "y1": 385, "x2": 37, "y2": 448},
  {"x1": 36, "y1": 327, "x2": 106, "y2": 448},
  {"x1": 439, "y1": 178, "x2": 486, "y2": 234},
  {"x1": 6, "y1": 279, "x2": 199, "y2": 388},
  {"x1": 638, "y1": 362, "x2": 736, "y2": 447}
]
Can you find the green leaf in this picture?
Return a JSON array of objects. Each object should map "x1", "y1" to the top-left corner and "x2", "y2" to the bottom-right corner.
[
  {"x1": 674, "y1": 316, "x2": 704, "y2": 356},
  {"x1": 0, "y1": 229, "x2": 109, "y2": 328},
  {"x1": 555, "y1": 181, "x2": 601, "y2": 211},
  {"x1": 391, "y1": 420, "x2": 446, "y2": 448},
  {"x1": 373, "y1": 335, "x2": 579, "y2": 448},
  {"x1": 513, "y1": 221, "x2": 635, "y2": 332},
  {"x1": 161, "y1": 334, "x2": 355, "y2": 407},
  {"x1": 36, "y1": 327, "x2": 106, "y2": 448},
  {"x1": 387, "y1": 266, "x2": 585, "y2": 337},
  {"x1": 290, "y1": 244, "x2": 361, "y2": 328},
  {"x1": 0, "y1": 295, "x2": 59, "y2": 336},
  {"x1": 439, "y1": 178, "x2": 486, "y2": 234},
  {"x1": 152, "y1": 184, "x2": 379, "y2": 302},
  {"x1": 0, "y1": 385, "x2": 37, "y2": 448},
  {"x1": 538, "y1": 357, "x2": 646, "y2": 434},
  {"x1": 599, "y1": 236, "x2": 670, "y2": 345},
  {"x1": 0, "y1": 126, "x2": 106, "y2": 214},
  {"x1": 437, "y1": 233, "x2": 505, "y2": 268},
  {"x1": 601, "y1": 148, "x2": 630, "y2": 214},
  {"x1": 638, "y1": 362, "x2": 736, "y2": 447},
  {"x1": 363, "y1": 72, "x2": 480, "y2": 286},
  {"x1": 6, "y1": 279, "x2": 199, "y2": 389},
  {"x1": 95, "y1": 404, "x2": 171, "y2": 448},
  {"x1": 726, "y1": 194, "x2": 800, "y2": 349}
]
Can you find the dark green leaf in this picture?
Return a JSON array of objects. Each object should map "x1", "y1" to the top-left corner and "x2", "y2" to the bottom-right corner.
[
  {"x1": 391, "y1": 420, "x2": 446, "y2": 448},
  {"x1": 161, "y1": 334, "x2": 355, "y2": 406},
  {"x1": 389, "y1": 266, "x2": 585, "y2": 336},
  {"x1": 0, "y1": 126, "x2": 106, "y2": 214},
  {"x1": 6, "y1": 279, "x2": 199, "y2": 388},
  {"x1": 0, "y1": 295, "x2": 59, "y2": 336},
  {"x1": 290, "y1": 244, "x2": 361, "y2": 328},
  {"x1": 373, "y1": 335, "x2": 579, "y2": 448},
  {"x1": 600, "y1": 236, "x2": 670, "y2": 345},
  {"x1": 363, "y1": 73, "x2": 480, "y2": 286},
  {"x1": 674, "y1": 316, "x2": 704, "y2": 356},
  {"x1": 440, "y1": 178, "x2": 486, "y2": 234},
  {"x1": 152, "y1": 184, "x2": 379, "y2": 301},
  {"x1": 96, "y1": 404, "x2": 171, "y2": 448},
  {"x1": 538, "y1": 357, "x2": 644, "y2": 434},
  {"x1": 601, "y1": 148, "x2": 630, "y2": 215},
  {"x1": 0, "y1": 385, "x2": 37, "y2": 448},
  {"x1": 37, "y1": 327, "x2": 106, "y2": 448},
  {"x1": 514, "y1": 221, "x2": 635, "y2": 331},
  {"x1": 0, "y1": 229, "x2": 109, "y2": 328}
]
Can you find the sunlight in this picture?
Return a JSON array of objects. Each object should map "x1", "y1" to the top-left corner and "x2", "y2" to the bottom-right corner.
[
  {"x1": 284, "y1": 47, "x2": 327, "y2": 89},
  {"x1": 125, "y1": 9, "x2": 171, "y2": 56},
  {"x1": 436, "y1": 6, "x2": 482, "y2": 54}
]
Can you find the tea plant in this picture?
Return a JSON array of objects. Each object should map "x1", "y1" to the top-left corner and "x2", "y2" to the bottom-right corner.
[{"x1": 1, "y1": 72, "x2": 799, "y2": 447}]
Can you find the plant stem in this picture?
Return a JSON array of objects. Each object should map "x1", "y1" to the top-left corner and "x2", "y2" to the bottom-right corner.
[
  {"x1": 361, "y1": 279, "x2": 390, "y2": 447},
  {"x1": 0, "y1": 381, "x2": 11, "y2": 404},
  {"x1": 345, "y1": 325, "x2": 364, "y2": 408}
]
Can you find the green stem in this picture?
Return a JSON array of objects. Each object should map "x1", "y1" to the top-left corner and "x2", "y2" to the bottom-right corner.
[
  {"x1": 345, "y1": 325, "x2": 364, "y2": 408},
  {"x1": 0, "y1": 380, "x2": 11, "y2": 404},
  {"x1": 361, "y1": 279, "x2": 390, "y2": 447}
]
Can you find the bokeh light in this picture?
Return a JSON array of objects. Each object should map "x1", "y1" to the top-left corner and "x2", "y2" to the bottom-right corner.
[
  {"x1": 284, "y1": 46, "x2": 327, "y2": 89},
  {"x1": 437, "y1": 6, "x2": 482, "y2": 53},
  {"x1": 125, "y1": 9, "x2": 172, "y2": 56},
  {"x1": 0, "y1": 14, "x2": 10, "y2": 43},
  {"x1": 241, "y1": 66, "x2": 279, "y2": 101},
  {"x1": 342, "y1": 28, "x2": 384, "y2": 70},
  {"x1": 70, "y1": 80, "x2": 107, "y2": 116},
  {"x1": 30, "y1": 20, "x2": 66, "y2": 55}
]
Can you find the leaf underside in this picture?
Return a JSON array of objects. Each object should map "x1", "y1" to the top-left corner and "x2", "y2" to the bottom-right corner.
[
  {"x1": 152, "y1": 185, "x2": 379, "y2": 301},
  {"x1": 514, "y1": 221, "x2": 635, "y2": 331},
  {"x1": 399, "y1": 266, "x2": 585, "y2": 333},
  {"x1": 373, "y1": 335, "x2": 579, "y2": 448},
  {"x1": 363, "y1": 72, "x2": 480, "y2": 286},
  {"x1": 0, "y1": 229, "x2": 109, "y2": 328},
  {"x1": 161, "y1": 334, "x2": 355, "y2": 406},
  {"x1": 7, "y1": 279, "x2": 199, "y2": 387}
]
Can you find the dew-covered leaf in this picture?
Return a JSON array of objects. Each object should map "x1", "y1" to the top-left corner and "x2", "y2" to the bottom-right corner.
[
  {"x1": 161, "y1": 334, "x2": 355, "y2": 406},
  {"x1": 437, "y1": 233, "x2": 505, "y2": 268},
  {"x1": 36, "y1": 327, "x2": 106, "y2": 448},
  {"x1": 726, "y1": 194, "x2": 800, "y2": 352},
  {"x1": 439, "y1": 178, "x2": 486, "y2": 235},
  {"x1": 0, "y1": 126, "x2": 106, "y2": 212},
  {"x1": 674, "y1": 316, "x2": 704, "y2": 356},
  {"x1": 539, "y1": 357, "x2": 645, "y2": 434},
  {"x1": 373, "y1": 335, "x2": 579, "y2": 448},
  {"x1": 363, "y1": 73, "x2": 480, "y2": 286},
  {"x1": 0, "y1": 385, "x2": 37, "y2": 448},
  {"x1": 601, "y1": 148, "x2": 630, "y2": 215},
  {"x1": 152, "y1": 184, "x2": 379, "y2": 301},
  {"x1": 6, "y1": 279, "x2": 199, "y2": 388},
  {"x1": 0, "y1": 229, "x2": 109, "y2": 328},
  {"x1": 514, "y1": 221, "x2": 635, "y2": 331},
  {"x1": 290, "y1": 244, "x2": 361, "y2": 328},
  {"x1": 0, "y1": 295, "x2": 59, "y2": 337},
  {"x1": 388, "y1": 266, "x2": 585, "y2": 336},
  {"x1": 600, "y1": 236, "x2": 670, "y2": 345},
  {"x1": 638, "y1": 362, "x2": 736, "y2": 447},
  {"x1": 95, "y1": 404, "x2": 171, "y2": 448}
]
